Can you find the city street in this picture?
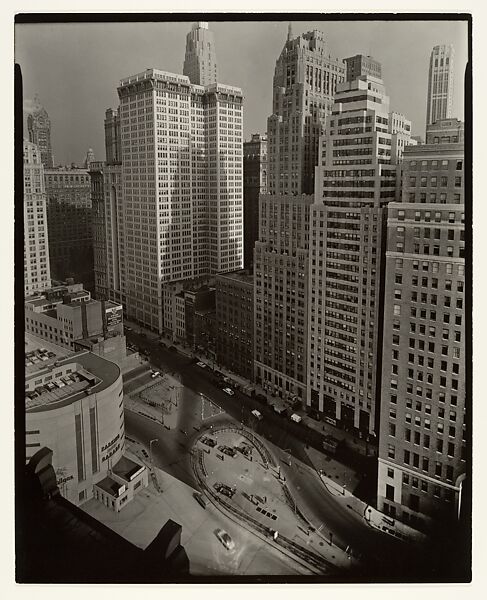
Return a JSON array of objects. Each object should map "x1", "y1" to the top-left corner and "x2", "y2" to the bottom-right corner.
[{"x1": 121, "y1": 336, "x2": 426, "y2": 577}]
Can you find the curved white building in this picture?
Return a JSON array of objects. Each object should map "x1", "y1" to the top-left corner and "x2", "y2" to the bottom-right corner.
[{"x1": 26, "y1": 349, "x2": 125, "y2": 506}]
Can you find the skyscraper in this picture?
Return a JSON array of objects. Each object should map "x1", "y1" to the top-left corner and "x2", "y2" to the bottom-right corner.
[
  {"x1": 44, "y1": 166, "x2": 94, "y2": 290},
  {"x1": 26, "y1": 96, "x2": 54, "y2": 168},
  {"x1": 24, "y1": 140, "x2": 51, "y2": 295},
  {"x1": 306, "y1": 60, "x2": 397, "y2": 435},
  {"x1": 344, "y1": 54, "x2": 382, "y2": 81},
  {"x1": 183, "y1": 22, "x2": 218, "y2": 86},
  {"x1": 253, "y1": 28, "x2": 345, "y2": 404},
  {"x1": 267, "y1": 29, "x2": 345, "y2": 196},
  {"x1": 116, "y1": 69, "x2": 243, "y2": 331},
  {"x1": 90, "y1": 109, "x2": 124, "y2": 305},
  {"x1": 426, "y1": 45, "x2": 454, "y2": 127},
  {"x1": 243, "y1": 133, "x2": 267, "y2": 269},
  {"x1": 377, "y1": 118, "x2": 465, "y2": 533}
]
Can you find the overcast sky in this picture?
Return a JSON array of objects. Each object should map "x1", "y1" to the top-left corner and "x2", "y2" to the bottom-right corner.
[{"x1": 15, "y1": 17, "x2": 468, "y2": 166}]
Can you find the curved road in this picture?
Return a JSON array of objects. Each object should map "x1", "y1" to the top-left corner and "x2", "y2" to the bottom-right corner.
[{"x1": 125, "y1": 332, "x2": 425, "y2": 578}]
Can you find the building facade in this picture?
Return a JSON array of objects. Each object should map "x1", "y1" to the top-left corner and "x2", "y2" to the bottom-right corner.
[
  {"x1": 344, "y1": 54, "x2": 382, "y2": 81},
  {"x1": 24, "y1": 140, "x2": 51, "y2": 296},
  {"x1": 216, "y1": 270, "x2": 254, "y2": 380},
  {"x1": 377, "y1": 120, "x2": 465, "y2": 533},
  {"x1": 307, "y1": 66, "x2": 398, "y2": 435},
  {"x1": 44, "y1": 167, "x2": 94, "y2": 290},
  {"x1": 90, "y1": 109, "x2": 125, "y2": 304},
  {"x1": 254, "y1": 194, "x2": 313, "y2": 402},
  {"x1": 389, "y1": 111, "x2": 416, "y2": 165},
  {"x1": 426, "y1": 45, "x2": 454, "y2": 127},
  {"x1": 267, "y1": 28, "x2": 345, "y2": 196},
  {"x1": 243, "y1": 133, "x2": 267, "y2": 269},
  {"x1": 116, "y1": 68, "x2": 243, "y2": 332},
  {"x1": 25, "y1": 349, "x2": 126, "y2": 507},
  {"x1": 183, "y1": 21, "x2": 218, "y2": 86},
  {"x1": 26, "y1": 97, "x2": 54, "y2": 168}
]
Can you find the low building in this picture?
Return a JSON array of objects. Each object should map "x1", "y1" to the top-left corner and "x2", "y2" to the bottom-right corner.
[
  {"x1": 184, "y1": 286, "x2": 215, "y2": 349},
  {"x1": 24, "y1": 282, "x2": 137, "y2": 372},
  {"x1": 216, "y1": 270, "x2": 254, "y2": 380},
  {"x1": 25, "y1": 342, "x2": 128, "y2": 507},
  {"x1": 94, "y1": 455, "x2": 148, "y2": 512}
]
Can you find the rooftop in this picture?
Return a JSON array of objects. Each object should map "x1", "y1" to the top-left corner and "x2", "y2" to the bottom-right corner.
[
  {"x1": 26, "y1": 350, "x2": 121, "y2": 413},
  {"x1": 96, "y1": 475, "x2": 126, "y2": 498},
  {"x1": 217, "y1": 269, "x2": 254, "y2": 285},
  {"x1": 112, "y1": 455, "x2": 145, "y2": 483},
  {"x1": 25, "y1": 333, "x2": 71, "y2": 376}
]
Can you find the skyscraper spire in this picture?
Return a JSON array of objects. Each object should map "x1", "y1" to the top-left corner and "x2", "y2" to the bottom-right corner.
[
  {"x1": 183, "y1": 21, "x2": 218, "y2": 86},
  {"x1": 287, "y1": 22, "x2": 293, "y2": 42}
]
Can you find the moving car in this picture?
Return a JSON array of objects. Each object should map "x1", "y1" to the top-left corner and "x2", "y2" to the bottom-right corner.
[
  {"x1": 151, "y1": 370, "x2": 161, "y2": 378},
  {"x1": 215, "y1": 529, "x2": 235, "y2": 551},
  {"x1": 196, "y1": 361, "x2": 207, "y2": 369},
  {"x1": 290, "y1": 413, "x2": 302, "y2": 423},
  {"x1": 222, "y1": 387, "x2": 234, "y2": 396},
  {"x1": 251, "y1": 409, "x2": 263, "y2": 421}
]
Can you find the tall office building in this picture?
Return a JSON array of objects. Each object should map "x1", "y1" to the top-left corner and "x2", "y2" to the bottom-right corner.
[
  {"x1": 26, "y1": 96, "x2": 54, "y2": 168},
  {"x1": 426, "y1": 45, "x2": 454, "y2": 127},
  {"x1": 267, "y1": 28, "x2": 345, "y2": 196},
  {"x1": 389, "y1": 111, "x2": 416, "y2": 164},
  {"x1": 254, "y1": 28, "x2": 344, "y2": 404},
  {"x1": 243, "y1": 133, "x2": 267, "y2": 269},
  {"x1": 377, "y1": 118, "x2": 465, "y2": 533},
  {"x1": 306, "y1": 61, "x2": 397, "y2": 435},
  {"x1": 183, "y1": 22, "x2": 218, "y2": 86},
  {"x1": 24, "y1": 141, "x2": 51, "y2": 296},
  {"x1": 84, "y1": 148, "x2": 96, "y2": 169},
  {"x1": 90, "y1": 109, "x2": 124, "y2": 305},
  {"x1": 344, "y1": 54, "x2": 382, "y2": 81},
  {"x1": 117, "y1": 69, "x2": 243, "y2": 331},
  {"x1": 254, "y1": 194, "x2": 313, "y2": 402},
  {"x1": 44, "y1": 167, "x2": 94, "y2": 290}
]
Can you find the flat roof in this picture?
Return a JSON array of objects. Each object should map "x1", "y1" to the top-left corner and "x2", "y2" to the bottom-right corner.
[
  {"x1": 96, "y1": 476, "x2": 125, "y2": 498},
  {"x1": 26, "y1": 351, "x2": 121, "y2": 413},
  {"x1": 25, "y1": 333, "x2": 71, "y2": 376},
  {"x1": 217, "y1": 270, "x2": 254, "y2": 284},
  {"x1": 112, "y1": 455, "x2": 145, "y2": 482}
]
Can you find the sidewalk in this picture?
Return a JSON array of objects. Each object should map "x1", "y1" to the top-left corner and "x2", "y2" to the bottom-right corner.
[{"x1": 305, "y1": 450, "x2": 426, "y2": 546}]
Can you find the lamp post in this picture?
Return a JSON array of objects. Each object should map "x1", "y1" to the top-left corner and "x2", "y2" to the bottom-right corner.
[{"x1": 149, "y1": 438, "x2": 158, "y2": 468}]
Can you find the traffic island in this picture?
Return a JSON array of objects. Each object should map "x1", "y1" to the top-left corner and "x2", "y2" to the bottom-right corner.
[{"x1": 190, "y1": 424, "x2": 354, "y2": 574}]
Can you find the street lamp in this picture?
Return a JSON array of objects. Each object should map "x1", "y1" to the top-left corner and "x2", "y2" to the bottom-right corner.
[{"x1": 149, "y1": 438, "x2": 158, "y2": 468}]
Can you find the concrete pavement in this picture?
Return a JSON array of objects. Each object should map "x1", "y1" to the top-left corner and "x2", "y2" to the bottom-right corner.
[{"x1": 81, "y1": 442, "x2": 317, "y2": 576}]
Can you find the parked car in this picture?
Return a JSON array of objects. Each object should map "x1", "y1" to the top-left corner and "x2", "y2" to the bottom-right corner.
[
  {"x1": 290, "y1": 413, "x2": 302, "y2": 423},
  {"x1": 151, "y1": 371, "x2": 160, "y2": 379},
  {"x1": 196, "y1": 361, "x2": 207, "y2": 369},
  {"x1": 193, "y1": 492, "x2": 208, "y2": 509},
  {"x1": 222, "y1": 387, "x2": 234, "y2": 396},
  {"x1": 251, "y1": 409, "x2": 263, "y2": 421},
  {"x1": 215, "y1": 529, "x2": 235, "y2": 550}
]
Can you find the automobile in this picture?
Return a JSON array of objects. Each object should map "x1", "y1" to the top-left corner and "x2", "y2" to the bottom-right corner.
[
  {"x1": 196, "y1": 361, "x2": 207, "y2": 369},
  {"x1": 193, "y1": 492, "x2": 208, "y2": 509},
  {"x1": 215, "y1": 529, "x2": 235, "y2": 551},
  {"x1": 290, "y1": 413, "x2": 302, "y2": 423},
  {"x1": 55, "y1": 380, "x2": 65, "y2": 388},
  {"x1": 222, "y1": 387, "x2": 234, "y2": 396},
  {"x1": 124, "y1": 326, "x2": 132, "y2": 332},
  {"x1": 251, "y1": 409, "x2": 263, "y2": 421},
  {"x1": 168, "y1": 345, "x2": 178, "y2": 353},
  {"x1": 151, "y1": 371, "x2": 161, "y2": 378},
  {"x1": 201, "y1": 437, "x2": 217, "y2": 448}
]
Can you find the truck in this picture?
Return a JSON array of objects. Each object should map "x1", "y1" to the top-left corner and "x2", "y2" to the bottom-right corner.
[
  {"x1": 251, "y1": 409, "x2": 263, "y2": 421},
  {"x1": 290, "y1": 413, "x2": 302, "y2": 423}
]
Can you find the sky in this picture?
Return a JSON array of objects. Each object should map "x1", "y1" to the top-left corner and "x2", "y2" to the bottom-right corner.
[{"x1": 15, "y1": 17, "x2": 468, "y2": 166}]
